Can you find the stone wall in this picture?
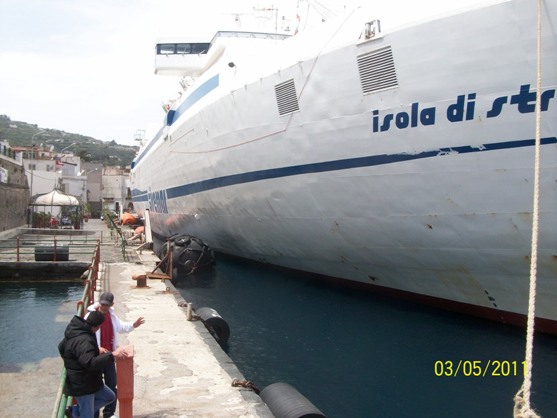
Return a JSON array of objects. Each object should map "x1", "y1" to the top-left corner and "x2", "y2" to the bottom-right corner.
[{"x1": 0, "y1": 156, "x2": 30, "y2": 232}]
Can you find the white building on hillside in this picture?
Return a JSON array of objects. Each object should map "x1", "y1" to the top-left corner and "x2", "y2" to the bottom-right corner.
[{"x1": 102, "y1": 166, "x2": 132, "y2": 216}]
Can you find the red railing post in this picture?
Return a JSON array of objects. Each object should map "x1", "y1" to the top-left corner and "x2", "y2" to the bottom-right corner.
[
  {"x1": 116, "y1": 345, "x2": 134, "y2": 418},
  {"x1": 76, "y1": 300, "x2": 85, "y2": 317},
  {"x1": 52, "y1": 239, "x2": 107, "y2": 417},
  {"x1": 87, "y1": 280, "x2": 94, "y2": 304}
]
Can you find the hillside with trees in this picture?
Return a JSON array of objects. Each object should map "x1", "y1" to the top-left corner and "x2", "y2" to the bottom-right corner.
[{"x1": 0, "y1": 115, "x2": 138, "y2": 166}]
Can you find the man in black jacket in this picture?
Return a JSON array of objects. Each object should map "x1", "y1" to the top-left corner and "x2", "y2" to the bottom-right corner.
[{"x1": 59, "y1": 311, "x2": 127, "y2": 418}]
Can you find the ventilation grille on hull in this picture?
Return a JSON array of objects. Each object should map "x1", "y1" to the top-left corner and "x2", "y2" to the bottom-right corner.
[
  {"x1": 275, "y1": 79, "x2": 300, "y2": 115},
  {"x1": 357, "y1": 46, "x2": 398, "y2": 94}
]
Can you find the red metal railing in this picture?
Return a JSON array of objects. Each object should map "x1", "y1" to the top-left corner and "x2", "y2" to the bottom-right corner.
[
  {"x1": 0, "y1": 236, "x2": 98, "y2": 262},
  {"x1": 51, "y1": 239, "x2": 101, "y2": 418}
]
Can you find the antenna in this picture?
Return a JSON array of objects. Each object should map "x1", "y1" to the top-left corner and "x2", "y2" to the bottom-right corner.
[{"x1": 134, "y1": 129, "x2": 146, "y2": 142}]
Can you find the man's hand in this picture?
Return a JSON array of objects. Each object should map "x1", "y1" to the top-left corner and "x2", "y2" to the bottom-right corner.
[
  {"x1": 112, "y1": 347, "x2": 128, "y2": 360},
  {"x1": 133, "y1": 317, "x2": 145, "y2": 328},
  {"x1": 99, "y1": 347, "x2": 110, "y2": 354}
]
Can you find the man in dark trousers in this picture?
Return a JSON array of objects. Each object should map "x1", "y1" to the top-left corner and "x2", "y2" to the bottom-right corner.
[
  {"x1": 59, "y1": 311, "x2": 127, "y2": 418},
  {"x1": 87, "y1": 291, "x2": 144, "y2": 418}
]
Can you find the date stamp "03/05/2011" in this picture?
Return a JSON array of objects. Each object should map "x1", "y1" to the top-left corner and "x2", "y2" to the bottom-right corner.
[{"x1": 434, "y1": 360, "x2": 526, "y2": 377}]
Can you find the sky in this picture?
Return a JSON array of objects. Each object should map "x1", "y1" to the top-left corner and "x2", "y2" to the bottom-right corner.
[{"x1": 0, "y1": 0, "x2": 485, "y2": 146}]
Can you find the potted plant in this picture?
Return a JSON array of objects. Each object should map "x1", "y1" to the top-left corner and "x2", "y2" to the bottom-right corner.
[{"x1": 83, "y1": 204, "x2": 91, "y2": 222}]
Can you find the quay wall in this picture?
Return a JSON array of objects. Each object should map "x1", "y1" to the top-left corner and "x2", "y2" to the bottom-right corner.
[{"x1": 0, "y1": 155, "x2": 29, "y2": 232}]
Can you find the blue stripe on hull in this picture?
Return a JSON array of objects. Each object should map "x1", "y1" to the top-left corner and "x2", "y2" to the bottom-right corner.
[
  {"x1": 132, "y1": 74, "x2": 220, "y2": 168},
  {"x1": 167, "y1": 74, "x2": 219, "y2": 126},
  {"x1": 131, "y1": 137, "x2": 557, "y2": 202}
]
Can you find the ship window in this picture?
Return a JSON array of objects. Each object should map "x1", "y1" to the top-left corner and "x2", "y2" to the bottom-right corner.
[
  {"x1": 275, "y1": 79, "x2": 300, "y2": 116},
  {"x1": 158, "y1": 44, "x2": 176, "y2": 54},
  {"x1": 176, "y1": 44, "x2": 191, "y2": 54},
  {"x1": 357, "y1": 46, "x2": 398, "y2": 94},
  {"x1": 191, "y1": 43, "x2": 209, "y2": 54},
  {"x1": 156, "y1": 43, "x2": 210, "y2": 55}
]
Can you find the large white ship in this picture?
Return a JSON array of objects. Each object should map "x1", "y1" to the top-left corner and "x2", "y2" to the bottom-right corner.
[{"x1": 131, "y1": 0, "x2": 557, "y2": 333}]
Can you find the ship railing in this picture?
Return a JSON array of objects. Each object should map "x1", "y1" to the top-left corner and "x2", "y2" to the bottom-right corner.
[{"x1": 51, "y1": 239, "x2": 101, "y2": 418}]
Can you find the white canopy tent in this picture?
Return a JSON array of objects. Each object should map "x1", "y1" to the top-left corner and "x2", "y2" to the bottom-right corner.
[
  {"x1": 33, "y1": 189, "x2": 80, "y2": 206},
  {"x1": 28, "y1": 189, "x2": 83, "y2": 229}
]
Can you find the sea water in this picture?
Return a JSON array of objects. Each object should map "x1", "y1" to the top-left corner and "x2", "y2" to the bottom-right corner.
[
  {"x1": 172, "y1": 254, "x2": 557, "y2": 418},
  {"x1": 2, "y1": 261, "x2": 555, "y2": 417},
  {"x1": 0, "y1": 281, "x2": 82, "y2": 370}
]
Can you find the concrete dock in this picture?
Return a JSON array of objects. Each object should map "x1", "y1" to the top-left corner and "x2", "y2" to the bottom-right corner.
[{"x1": 0, "y1": 219, "x2": 273, "y2": 417}]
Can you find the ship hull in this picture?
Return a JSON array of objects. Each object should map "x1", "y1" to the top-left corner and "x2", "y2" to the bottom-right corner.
[{"x1": 131, "y1": 0, "x2": 557, "y2": 332}]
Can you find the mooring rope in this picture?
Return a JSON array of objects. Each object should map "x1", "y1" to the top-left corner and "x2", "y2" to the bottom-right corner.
[
  {"x1": 512, "y1": 1, "x2": 543, "y2": 417},
  {"x1": 231, "y1": 378, "x2": 261, "y2": 395}
]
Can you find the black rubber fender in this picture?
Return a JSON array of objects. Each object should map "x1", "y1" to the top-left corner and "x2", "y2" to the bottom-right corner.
[
  {"x1": 196, "y1": 307, "x2": 230, "y2": 343},
  {"x1": 156, "y1": 235, "x2": 215, "y2": 275},
  {"x1": 173, "y1": 235, "x2": 192, "y2": 247},
  {"x1": 260, "y1": 382, "x2": 327, "y2": 418}
]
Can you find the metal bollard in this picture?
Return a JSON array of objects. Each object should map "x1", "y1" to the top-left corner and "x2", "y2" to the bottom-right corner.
[
  {"x1": 116, "y1": 345, "x2": 134, "y2": 418},
  {"x1": 131, "y1": 273, "x2": 147, "y2": 287}
]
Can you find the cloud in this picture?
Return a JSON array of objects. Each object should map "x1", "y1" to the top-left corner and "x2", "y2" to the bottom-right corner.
[{"x1": 0, "y1": 1, "x2": 167, "y2": 143}]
